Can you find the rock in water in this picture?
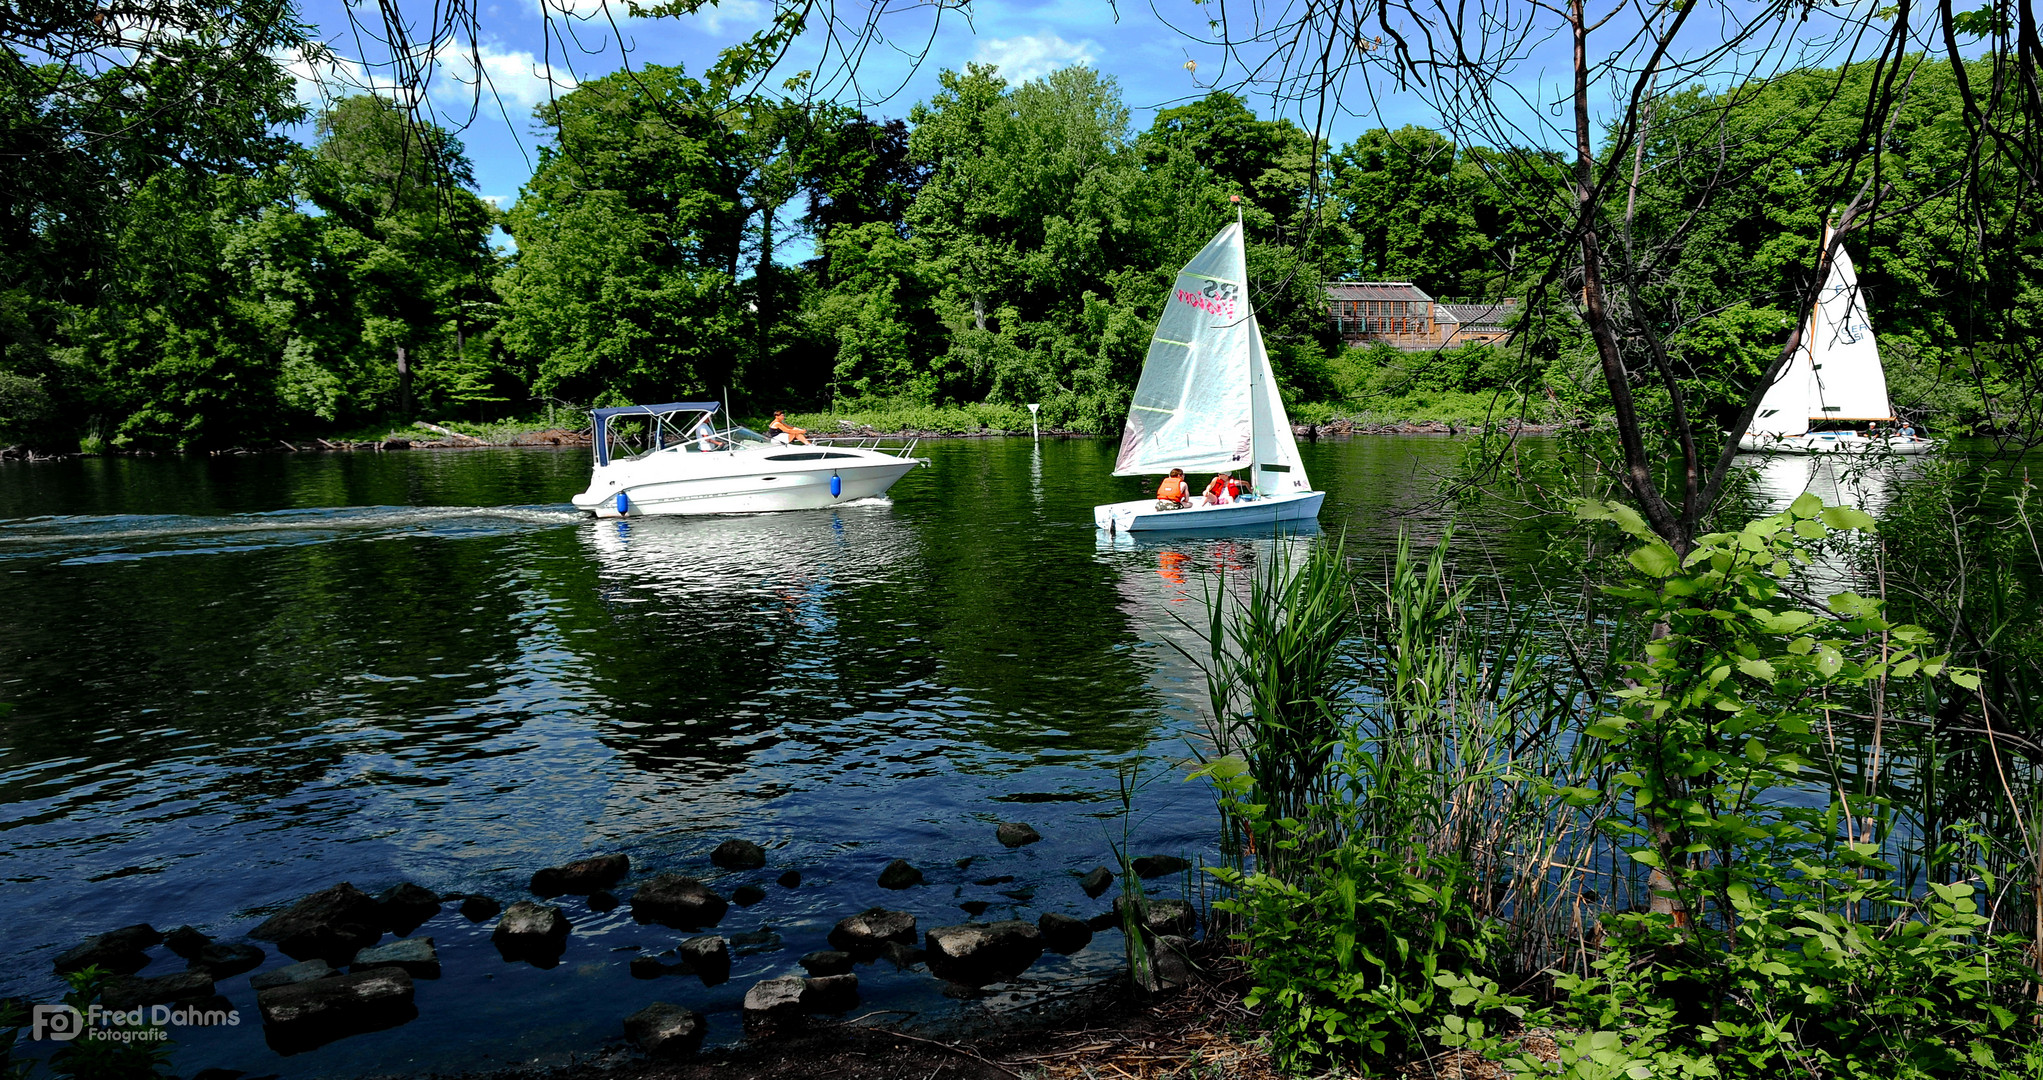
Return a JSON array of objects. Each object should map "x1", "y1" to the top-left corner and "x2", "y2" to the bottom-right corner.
[
  {"x1": 1132, "y1": 855, "x2": 1192, "y2": 879},
  {"x1": 256, "y1": 967, "x2": 414, "y2": 1027},
  {"x1": 458, "y1": 895, "x2": 502, "y2": 923},
  {"x1": 249, "y1": 884, "x2": 383, "y2": 962},
  {"x1": 799, "y1": 950, "x2": 852, "y2": 976},
  {"x1": 588, "y1": 890, "x2": 620, "y2": 913},
  {"x1": 630, "y1": 875, "x2": 728, "y2": 930},
  {"x1": 776, "y1": 870, "x2": 802, "y2": 888},
  {"x1": 732, "y1": 885, "x2": 766, "y2": 907},
  {"x1": 249, "y1": 959, "x2": 339, "y2": 991},
  {"x1": 351, "y1": 937, "x2": 439, "y2": 978},
  {"x1": 923, "y1": 921, "x2": 1044, "y2": 988},
  {"x1": 1112, "y1": 896, "x2": 1199, "y2": 937},
  {"x1": 623, "y1": 1001, "x2": 706, "y2": 1059},
  {"x1": 710, "y1": 839, "x2": 766, "y2": 870},
  {"x1": 1037, "y1": 912, "x2": 1092, "y2": 955},
  {"x1": 677, "y1": 935, "x2": 731, "y2": 985},
  {"x1": 1078, "y1": 866, "x2": 1114, "y2": 899},
  {"x1": 532, "y1": 854, "x2": 629, "y2": 897},
  {"x1": 163, "y1": 926, "x2": 212, "y2": 960},
  {"x1": 101, "y1": 971, "x2": 215, "y2": 1011},
  {"x1": 802, "y1": 973, "x2": 859, "y2": 1014},
  {"x1": 827, "y1": 908, "x2": 917, "y2": 956},
  {"x1": 876, "y1": 859, "x2": 923, "y2": 889},
  {"x1": 995, "y1": 822, "x2": 1041, "y2": 848},
  {"x1": 629, "y1": 956, "x2": 676, "y2": 980},
  {"x1": 959, "y1": 901, "x2": 991, "y2": 917},
  {"x1": 53, "y1": 925, "x2": 163, "y2": 975},
  {"x1": 374, "y1": 883, "x2": 441, "y2": 933},
  {"x1": 741, "y1": 976, "x2": 807, "y2": 1024},
  {"x1": 492, "y1": 903, "x2": 570, "y2": 965},
  {"x1": 189, "y1": 943, "x2": 266, "y2": 978}
]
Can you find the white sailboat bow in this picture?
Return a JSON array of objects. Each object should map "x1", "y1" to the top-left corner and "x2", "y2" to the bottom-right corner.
[
  {"x1": 1093, "y1": 217, "x2": 1327, "y2": 532},
  {"x1": 1739, "y1": 233, "x2": 1934, "y2": 456}
]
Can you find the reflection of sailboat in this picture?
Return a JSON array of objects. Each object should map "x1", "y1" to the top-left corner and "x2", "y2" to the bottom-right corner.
[
  {"x1": 1739, "y1": 232, "x2": 1934, "y2": 456},
  {"x1": 1740, "y1": 451, "x2": 1919, "y2": 520},
  {"x1": 1093, "y1": 203, "x2": 1326, "y2": 532}
]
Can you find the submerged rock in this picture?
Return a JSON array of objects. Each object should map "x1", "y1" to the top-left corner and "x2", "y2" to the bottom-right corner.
[
  {"x1": 827, "y1": 908, "x2": 916, "y2": 956},
  {"x1": 729, "y1": 926, "x2": 781, "y2": 956},
  {"x1": 532, "y1": 854, "x2": 629, "y2": 897},
  {"x1": 189, "y1": 943, "x2": 265, "y2": 978},
  {"x1": 995, "y1": 822, "x2": 1042, "y2": 848},
  {"x1": 959, "y1": 901, "x2": 991, "y2": 917},
  {"x1": 256, "y1": 967, "x2": 414, "y2": 1027},
  {"x1": 776, "y1": 870, "x2": 802, "y2": 889},
  {"x1": 629, "y1": 956, "x2": 679, "y2": 980},
  {"x1": 630, "y1": 875, "x2": 728, "y2": 930},
  {"x1": 249, "y1": 958, "x2": 339, "y2": 991},
  {"x1": 101, "y1": 970, "x2": 215, "y2": 1011},
  {"x1": 710, "y1": 840, "x2": 767, "y2": 870},
  {"x1": 249, "y1": 883, "x2": 382, "y2": 962},
  {"x1": 799, "y1": 950, "x2": 852, "y2": 976},
  {"x1": 351, "y1": 937, "x2": 439, "y2": 978},
  {"x1": 374, "y1": 883, "x2": 440, "y2": 933},
  {"x1": 876, "y1": 859, "x2": 923, "y2": 889},
  {"x1": 923, "y1": 921, "x2": 1044, "y2": 988},
  {"x1": 732, "y1": 885, "x2": 766, "y2": 907},
  {"x1": 588, "y1": 890, "x2": 620, "y2": 914},
  {"x1": 1132, "y1": 855, "x2": 1192, "y2": 879},
  {"x1": 1037, "y1": 912, "x2": 1092, "y2": 954},
  {"x1": 54, "y1": 925, "x2": 162, "y2": 975},
  {"x1": 1078, "y1": 866, "x2": 1114, "y2": 899},
  {"x1": 457, "y1": 895, "x2": 502, "y2": 923},
  {"x1": 624, "y1": 1001, "x2": 706, "y2": 1059},
  {"x1": 163, "y1": 926, "x2": 212, "y2": 960}
]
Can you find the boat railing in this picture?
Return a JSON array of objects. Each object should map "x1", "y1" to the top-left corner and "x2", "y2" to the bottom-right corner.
[{"x1": 811, "y1": 435, "x2": 921, "y2": 458}]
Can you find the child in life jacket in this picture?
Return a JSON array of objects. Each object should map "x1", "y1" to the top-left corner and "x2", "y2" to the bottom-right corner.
[
  {"x1": 1204, "y1": 472, "x2": 1240, "y2": 506},
  {"x1": 1155, "y1": 469, "x2": 1190, "y2": 510}
]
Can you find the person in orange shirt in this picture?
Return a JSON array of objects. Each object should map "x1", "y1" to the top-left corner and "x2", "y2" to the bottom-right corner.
[
  {"x1": 1204, "y1": 472, "x2": 1239, "y2": 506},
  {"x1": 1155, "y1": 468, "x2": 1189, "y2": 509},
  {"x1": 769, "y1": 410, "x2": 811, "y2": 445}
]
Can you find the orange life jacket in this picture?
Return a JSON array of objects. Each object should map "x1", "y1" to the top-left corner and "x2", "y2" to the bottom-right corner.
[
  {"x1": 1206, "y1": 477, "x2": 1238, "y2": 500},
  {"x1": 1157, "y1": 476, "x2": 1188, "y2": 501}
]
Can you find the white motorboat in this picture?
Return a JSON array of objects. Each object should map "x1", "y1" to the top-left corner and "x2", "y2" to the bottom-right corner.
[
  {"x1": 572, "y1": 402, "x2": 926, "y2": 517},
  {"x1": 1738, "y1": 229, "x2": 1935, "y2": 456},
  {"x1": 1093, "y1": 207, "x2": 1326, "y2": 533}
]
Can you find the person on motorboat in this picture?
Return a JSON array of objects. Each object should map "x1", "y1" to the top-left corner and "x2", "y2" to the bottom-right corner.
[
  {"x1": 1204, "y1": 472, "x2": 1240, "y2": 506},
  {"x1": 690, "y1": 416, "x2": 724, "y2": 451},
  {"x1": 769, "y1": 410, "x2": 812, "y2": 445},
  {"x1": 1155, "y1": 468, "x2": 1190, "y2": 510}
]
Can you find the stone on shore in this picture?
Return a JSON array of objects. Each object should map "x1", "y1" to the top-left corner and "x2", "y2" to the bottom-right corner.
[
  {"x1": 1037, "y1": 912, "x2": 1092, "y2": 954},
  {"x1": 799, "y1": 950, "x2": 852, "y2": 976},
  {"x1": 923, "y1": 921, "x2": 1044, "y2": 988},
  {"x1": 995, "y1": 822, "x2": 1042, "y2": 848},
  {"x1": 54, "y1": 925, "x2": 163, "y2": 975},
  {"x1": 827, "y1": 908, "x2": 916, "y2": 955},
  {"x1": 101, "y1": 970, "x2": 215, "y2": 1011},
  {"x1": 249, "y1": 883, "x2": 382, "y2": 962},
  {"x1": 624, "y1": 1001, "x2": 706, "y2": 1059},
  {"x1": 802, "y1": 973, "x2": 859, "y2": 1014},
  {"x1": 189, "y1": 943, "x2": 265, "y2": 978},
  {"x1": 164, "y1": 926, "x2": 211, "y2": 960},
  {"x1": 1078, "y1": 866, "x2": 1114, "y2": 899},
  {"x1": 630, "y1": 875, "x2": 728, "y2": 930},
  {"x1": 1138, "y1": 935, "x2": 1194, "y2": 993},
  {"x1": 742, "y1": 976, "x2": 807, "y2": 1023},
  {"x1": 876, "y1": 859, "x2": 923, "y2": 889},
  {"x1": 458, "y1": 895, "x2": 501, "y2": 923},
  {"x1": 710, "y1": 839, "x2": 766, "y2": 870},
  {"x1": 351, "y1": 937, "x2": 439, "y2": 978},
  {"x1": 1132, "y1": 855, "x2": 1192, "y2": 879},
  {"x1": 256, "y1": 967, "x2": 414, "y2": 1027},
  {"x1": 1112, "y1": 896, "x2": 1199, "y2": 937},
  {"x1": 374, "y1": 883, "x2": 441, "y2": 932},
  {"x1": 249, "y1": 958, "x2": 339, "y2": 991},
  {"x1": 532, "y1": 854, "x2": 629, "y2": 897}
]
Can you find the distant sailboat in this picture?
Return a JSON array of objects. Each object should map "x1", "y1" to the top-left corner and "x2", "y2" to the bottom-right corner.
[
  {"x1": 1738, "y1": 229, "x2": 1934, "y2": 455},
  {"x1": 1092, "y1": 204, "x2": 1327, "y2": 532}
]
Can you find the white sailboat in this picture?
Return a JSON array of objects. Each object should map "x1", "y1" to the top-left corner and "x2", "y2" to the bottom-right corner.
[
  {"x1": 1738, "y1": 230, "x2": 1934, "y2": 456},
  {"x1": 1092, "y1": 209, "x2": 1327, "y2": 532}
]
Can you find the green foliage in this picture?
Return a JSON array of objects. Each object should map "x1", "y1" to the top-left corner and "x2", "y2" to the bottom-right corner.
[{"x1": 46, "y1": 968, "x2": 175, "y2": 1080}]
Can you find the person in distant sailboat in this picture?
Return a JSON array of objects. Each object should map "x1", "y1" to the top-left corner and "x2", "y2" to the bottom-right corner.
[
  {"x1": 1204, "y1": 473, "x2": 1240, "y2": 506},
  {"x1": 1155, "y1": 469, "x2": 1190, "y2": 510}
]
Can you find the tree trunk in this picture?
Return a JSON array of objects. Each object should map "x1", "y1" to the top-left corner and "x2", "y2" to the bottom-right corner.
[{"x1": 395, "y1": 345, "x2": 412, "y2": 419}]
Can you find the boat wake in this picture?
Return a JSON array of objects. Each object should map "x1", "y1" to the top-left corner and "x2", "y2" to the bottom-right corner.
[{"x1": 0, "y1": 505, "x2": 583, "y2": 564}]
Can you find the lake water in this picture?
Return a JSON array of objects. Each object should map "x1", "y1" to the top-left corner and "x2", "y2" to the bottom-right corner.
[{"x1": 0, "y1": 435, "x2": 1525, "y2": 1077}]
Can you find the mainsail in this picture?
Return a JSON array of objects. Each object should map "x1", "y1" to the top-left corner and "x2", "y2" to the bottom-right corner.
[
  {"x1": 1113, "y1": 221, "x2": 1312, "y2": 494},
  {"x1": 1748, "y1": 234, "x2": 1894, "y2": 437}
]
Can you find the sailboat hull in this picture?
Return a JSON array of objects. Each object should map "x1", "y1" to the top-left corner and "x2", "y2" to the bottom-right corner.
[
  {"x1": 1093, "y1": 491, "x2": 1326, "y2": 533},
  {"x1": 1737, "y1": 432, "x2": 1936, "y2": 456}
]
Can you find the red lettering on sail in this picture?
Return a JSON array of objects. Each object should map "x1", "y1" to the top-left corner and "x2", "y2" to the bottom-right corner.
[{"x1": 1173, "y1": 288, "x2": 1236, "y2": 319}]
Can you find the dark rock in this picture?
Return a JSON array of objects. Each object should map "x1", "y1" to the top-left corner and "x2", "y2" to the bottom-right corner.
[
  {"x1": 256, "y1": 967, "x2": 413, "y2": 1027},
  {"x1": 189, "y1": 943, "x2": 265, "y2": 978},
  {"x1": 941, "y1": 982, "x2": 983, "y2": 999},
  {"x1": 802, "y1": 973, "x2": 859, "y2": 1014},
  {"x1": 492, "y1": 902, "x2": 570, "y2": 966},
  {"x1": 974, "y1": 876, "x2": 1016, "y2": 887},
  {"x1": 678, "y1": 935, "x2": 730, "y2": 984},
  {"x1": 1086, "y1": 911, "x2": 1121, "y2": 933},
  {"x1": 923, "y1": 921, "x2": 1044, "y2": 988},
  {"x1": 799, "y1": 950, "x2": 852, "y2": 976},
  {"x1": 54, "y1": 924, "x2": 162, "y2": 974},
  {"x1": 710, "y1": 840, "x2": 766, "y2": 870},
  {"x1": 1112, "y1": 896, "x2": 1199, "y2": 937},
  {"x1": 373, "y1": 883, "x2": 440, "y2": 933},
  {"x1": 995, "y1": 822, "x2": 1041, "y2": 848},
  {"x1": 742, "y1": 976, "x2": 807, "y2": 1024},
  {"x1": 1138, "y1": 935, "x2": 1194, "y2": 993},
  {"x1": 101, "y1": 970, "x2": 215, "y2": 1010},
  {"x1": 827, "y1": 908, "x2": 917, "y2": 956},
  {"x1": 249, "y1": 958, "x2": 338, "y2": 990},
  {"x1": 1078, "y1": 866, "x2": 1114, "y2": 899},
  {"x1": 1132, "y1": 855, "x2": 1193, "y2": 880},
  {"x1": 533, "y1": 854, "x2": 629, "y2": 897},
  {"x1": 631, "y1": 875, "x2": 728, "y2": 930},
  {"x1": 629, "y1": 956, "x2": 677, "y2": 980},
  {"x1": 732, "y1": 885, "x2": 766, "y2": 907},
  {"x1": 776, "y1": 870, "x2": 802, "y2": 889},
  {"x1": 624, "y1": 1001, "x2": 705, "y2": 1059},
  {"x1": 164, "y1": 925, "x2": 212, "y2": 960},
  {"x1": 878, "y1": 941, "x2": 926, "y2": 971},
  {"x1": 381, "y1": 439, "x2": 411, "y2": 451},
  {"x1": 588, "y1": 890, "x2": 620, "y2": 913},
  {"x1": 729, "y1": 926, "x2": 780, "y2": 956},
  {"x1": 877, "y1": 859, "x2": 923, "y2": 889},
  {"x1": 959, "y1": 901, "x2": 991, "y2": 917},
  {"x1": 249, "y1": 883, "x2": 382, "y2": 962},
  {"x1": 458, "y1": 895, "x2": 501, "y2": 923},
  {"x1": 998, "y1": 887, "x2": 1036, "y2": 903},
  {"x1": 351, "y1": 937, "x2": 438, "y2": 978},
  {"x1": 1038, "y1": 912, "x2": 1093, "y2": 954}
]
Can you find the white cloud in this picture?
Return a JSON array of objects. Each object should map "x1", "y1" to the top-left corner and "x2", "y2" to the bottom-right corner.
[
  {"x1": 278, "y1": 45, "x2": 417, "y2": 110},
  {"x1": 972, "y1": 31, "x2": 1099, "y2": 84},
  {"x1": 432, "y1": 39, "x2": 579, "y2": 111},
  {"x1": 691, "y1": 0, "x2": 768, "y2": 33}
]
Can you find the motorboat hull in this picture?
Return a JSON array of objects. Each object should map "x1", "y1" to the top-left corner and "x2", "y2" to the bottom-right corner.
[
  {"x1": 1093, "y1": 490, "x2": 1326, "y2": 532},
  {"x1": 1737, "y1": 432, "x2": 1936, "y2": 456},
  {"x1": 576, "y1": 450, "x2": 922, "y2": 517}
]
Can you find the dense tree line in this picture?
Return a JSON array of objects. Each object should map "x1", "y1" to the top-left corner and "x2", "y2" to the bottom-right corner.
[{"x1": 0, "y1": 30, "x2": 2032, "y2": 449}]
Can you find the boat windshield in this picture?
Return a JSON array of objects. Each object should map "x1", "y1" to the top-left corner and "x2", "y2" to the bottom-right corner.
[{"x1": 725, "y1": 427, "x2": 771, "y2": 445}]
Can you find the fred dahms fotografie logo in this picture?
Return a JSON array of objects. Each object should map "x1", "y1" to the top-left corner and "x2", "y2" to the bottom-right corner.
[{"x1": 30, "y1": 1002, "x2": 238, "y2": 1043}]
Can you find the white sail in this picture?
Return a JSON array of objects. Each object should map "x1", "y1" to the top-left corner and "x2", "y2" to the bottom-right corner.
[
  {"x1": 1749, "y1": 323, "x2": 1815, "y2": 437},
  {"x1": 1808, "y1": 246, "x2": 1893, "y2": 422},
  {"x1": 1248, "y1": 317, "x2": 1312, "y2": 494},
  {"x1": 1113, "y1": 223, "x2": 1256, "y2": 476}
]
